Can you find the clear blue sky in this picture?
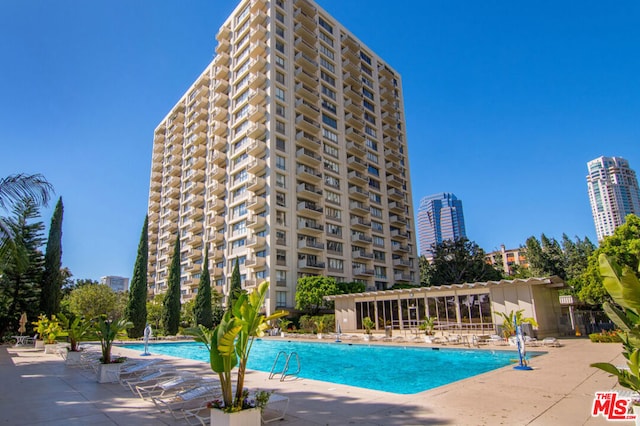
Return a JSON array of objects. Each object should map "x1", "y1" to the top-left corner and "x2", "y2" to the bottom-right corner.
[{"x1": 1, "y1": 1, "x2": 638, "y2": 281}]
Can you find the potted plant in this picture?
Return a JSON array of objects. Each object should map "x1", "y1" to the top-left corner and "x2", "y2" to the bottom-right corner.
[
  {"x1": 33, "y1": 314, "x2": 64, "y2": 354},
  {"x1": 188, "y1": 281, "x2": 286, "y2": 425},
  {"x1": 362, "y1": 316, "x2": 374, "y2": 341},
  {"x1": 314, "y1": 316, "x2": 327, "y2": 339},
  {"x1": 278, "y1": 318, "x2": 291, "y2": 338},
  {"x1": 496, "y1": 309, "x2": 538, "y2": 342},
  {"x1": 419, "y1": 316, "x2": 436, "y2": 343},
  {"x1": 591, "y1": 254, "x2": 640, "y2": 417},
  {"x1": 93, "y1": 316, "x2": 133, "y2": 383},
  {"x1": 58, "y1": 313, "x2": 92, "y2": 365}
]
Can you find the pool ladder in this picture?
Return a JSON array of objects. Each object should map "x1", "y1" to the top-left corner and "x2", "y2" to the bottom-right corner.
[{"x1": 269, "y1": 351, "x2": 300, "y2": 381}]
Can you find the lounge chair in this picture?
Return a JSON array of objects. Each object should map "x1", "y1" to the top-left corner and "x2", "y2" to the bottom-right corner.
[
  {"x1": 542, "y1": 337, "x2": 561, "y2": 347},
  {"x1": 122, "y1": 369, "x2": 178, "y2": 394},
  {"x1": 136, "y1": 374, "x2": 203, "y2": 400},
  {"x1": 152, "y1": 383, "x2": 221, "y2": 419}
]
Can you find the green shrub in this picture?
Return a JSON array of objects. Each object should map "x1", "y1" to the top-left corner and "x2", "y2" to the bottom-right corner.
[{"x1": 589, "y1": 331, "x2": 622, "y2": 343}]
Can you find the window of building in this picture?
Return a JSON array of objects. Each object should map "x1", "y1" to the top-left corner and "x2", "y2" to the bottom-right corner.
[
  {"x1": 363, "y1": 87, "x2": 374, "y2": 100},
  {"x1": 324, "y1": 158, "x2": 339, "y2": 173},
  {"x1": 276, "y1": 291, "x2": 287, "y2": 307},
  {"x1": 322, "y1": 113, "x2": 337, "y2": 129},
  {"x1": 365, "y1": 125, "x2": 377, "y2": 137},
  {"x1": 319, "y1": 44, "x2": 334, "y2": 60},
  {"x1": 276, "y1": 250, "x2": 287, "y2": 265},
  {"x1": 373, "y1": 250, "x2": 385, "y2": 261},
  {"x1": 318, "y1": 30, "x2": 333, "y2": 46},
  {"x1": 231, "y1": 238, "x2": 246, "y2": 249},
  {"x1": 320, "y1": 70, "x2": 335, "y2": 86},
  {"x1": 318, "y1": 16, "x2": 333, "y2": 33},
  {"x1": 327, "y1": 240, "x2": 343, "y2": 253},
  {"x1": 325, "y1": 174, "x2": 340, "y2": 189},
  {"x1": 360, "y1": 51, "x2": 372, "y2": 65},
  {"x1": 325, "y1": 190, "x2": 340, "y2": 205},
  {"x1": 276, "y1": 191, "x2": 286, "y2": 207},
  {"x1": 365, "y1": 138, "x2": 377, "y2": 151},
  {"x1": 368, "y1": 165, "x2": 379, "y2": 176},
  {"x1": 276, "y1": 25, "x2": 285, "y2": 38},
  {"x1": 276, "y1": 103, "x2": 286, "y2": 118},
  {"x1": 275, "y1": 55, "x2": 285, "y2": 68},
  {"x1": 276, "y1": 229, "x2": 286, "y2": 244},
  {"x1": 276, "y1": 173, "x2": 286, "y2": 188},
  {"x1": 321, "y1": 85, "x2": 336, "y2": 100},
  {"x1": 321, "y1": 99, "x2": 336, "y2": 114},
  {"x1": 231, "y1": 202, "x2": 247, "y2": 218},
  {"x1": 276, "y1": 120, "x2": 286, "y2": 134},
  {"x1": 367, "y1": 151, "x2": 378, "y2": 164},
  {"x1": 363, "y1": 100, "x2": 375, "y2": 113},
  {"x1": 323, "y1": 143, "x2": 339, "y2": 158},
  {"x1": 275, "y1": 10, "x2": 284, "y2": 23},
  {"x1": 370, "y1": 206, "x2": 382, "y2": 218},
  {"x1": 276, "y1": 137, "x2": 286, "y2": 152},
  {"x1": 327, "y1": 223, "x2": 342, "y2": 236},
  {"x1": 370, "y1": 192, "x2": 381, "y2": 204},
  {"x1": 275, "y1": 87, "x2": 285, "y2": 101},
  {"x1": 371, "y1": 221, "x2": 383, "y2": 232},
  {"x1": 276, "y1": 210, "x2": 286, "y2": 226},
  {"x1": 276, "y1": 155, "x2": 286, "y2": 170},
  {"x1": 275, "y1": 40, "x2": 285, "y2": 53},
  {"x1": 328, "y1": 258, "x2": 343, "y2": 271},
  {"x1": 373, "y1": 235, "x2": 385, "y2": 247},
  {"x1": 322, "y1": 127, "x2": 338, "y2": 143},
  {"x1": 325, "y1": 206, "x2": 341, "y2": 220},
  {"x1": 320, "y1": 56, "x2": 335, "y2": 73}
]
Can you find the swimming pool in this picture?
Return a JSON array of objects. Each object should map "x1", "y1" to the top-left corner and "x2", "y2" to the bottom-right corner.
[{"x1": 122, "y1": 339, "x2": 538, "y2": 394}]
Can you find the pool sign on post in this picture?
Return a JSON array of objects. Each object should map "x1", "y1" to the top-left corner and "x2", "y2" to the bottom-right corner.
[{"x1": 513, "y1": 317, "x2": 532, "y2": 371}]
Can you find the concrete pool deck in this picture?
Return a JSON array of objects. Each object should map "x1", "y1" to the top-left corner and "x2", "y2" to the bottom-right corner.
[{"x1": 0, "y1": 337, "x2": 629, "y2": 425}]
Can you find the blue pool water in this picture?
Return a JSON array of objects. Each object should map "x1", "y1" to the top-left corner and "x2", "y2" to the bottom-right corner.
[{"x1": 122, "y1": 340, "x2": 538, "y2": 394}]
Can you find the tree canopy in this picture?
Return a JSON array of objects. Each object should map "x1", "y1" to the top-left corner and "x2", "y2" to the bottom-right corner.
[
  {"x1": 40, "y1": 197, "x2": 63, "y2": 316},
  {"x1": 126, "y1": 215, "x2": 148, "y2": 338},
  {"x1": 162, "y1": 236, "x2": 182, "y2": 335},
  {"x1": 66, "y1": 283, "x2": 123, "y2": 320},
  {"x1": 577, "y1": 214, "x2": 640, "y2": 304},
  {"x1": 295, "y1": 275, "x2": 339, "y2": 315},
  {"x1": 424, "y1": 238, "x2": 502, "y2": 286}
]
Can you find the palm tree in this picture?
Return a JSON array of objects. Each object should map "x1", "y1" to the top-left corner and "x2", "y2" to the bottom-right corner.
[{"x1": 0, "y1": 174, "x2": 54, "y2": 259}]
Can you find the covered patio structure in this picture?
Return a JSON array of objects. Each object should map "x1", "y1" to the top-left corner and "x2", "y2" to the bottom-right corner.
[{"x1": 325, "y1": 276, "x2": 565, "y2": 338}]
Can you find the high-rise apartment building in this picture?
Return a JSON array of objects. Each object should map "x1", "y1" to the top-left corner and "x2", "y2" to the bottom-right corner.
[
  {"x1": 587, "y1": 156, "x2": 640, "y2": 241},
  {"x1": 147, "y1": 0, "x2": 418, "y2": 314},
  {"x1": 417, "y1": 192, "x2": 466, "y2": 258},
  {"x1": 100, "y1": 276, "x2": 129, "y2": 293}
]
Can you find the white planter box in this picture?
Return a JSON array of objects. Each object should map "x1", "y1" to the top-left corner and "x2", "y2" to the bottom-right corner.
[
  {"x1": 35, "y1": 340, "x2": 45, "y2": 350},
  {"x1": 210, "y1": 407, "x2": 261, "y2": 426},
  {"x1": 66, "y1": 351, "x2": 82, "y2": 366},
  {"x1": 97, "y1": 363, "x2": 122, "y2": 383},
  {"x1": 44, "y1": 344, "x2": 59, "y2": 354}
]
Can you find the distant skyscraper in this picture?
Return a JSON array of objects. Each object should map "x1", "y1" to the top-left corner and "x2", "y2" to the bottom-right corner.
[
  {"x1": 100, "y1": 276, "x2": 129, "y2": 292},
  {"x1": 587, "y1": 156, "x2": 640, "y2": 241},
  {"x1": 417, "y1": 193, "x2": 466, "y2": 258}
]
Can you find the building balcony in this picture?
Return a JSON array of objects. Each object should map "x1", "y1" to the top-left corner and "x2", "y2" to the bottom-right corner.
[
  {"x1": 393, "y1": 258, "x2": 412, "y2": 267},
  {"x1": 211, "y1": 135, "x2": 226, "y2": 151},
  {"x1": 212, "y1": 106, "x2": 227, "y2": 121},
  {"x1": 208, "y1": 180, "x2": 226, "y2": 196},
  {"x1": 247, "y1": 214, "x2": 266, "y2": 229},
  {"x1": 294, "y1": 37, "x2": 317, "y2": 57},
  {"x1": 298, "y1": 239, "x2": 324, "y2": 251},
  {"x1": 209, "y1": 231, "x2": 224, "y2": 244},
  {"x1": 294, "y1": 67, "x2": 318, "y2": 86},
  {"x1": 346, "y1": 141, "x2": 365, "y2": 156},
  {"x1": 387, "y1": 175, "x2": 405, "y2": 188},
  {"x1": 345, "y1": 112, "x2": 365, "y2": 129},
  {"x1": 247, "y1": 176, "x2": 265, "y2": 192},
  {"x1": 207, "y1": 214, "x2": 224, "y2": 229},
  {"x1": 349, "y1": 200, "x2": 369, "y2": 214},
  {"x1": 293, "y1": 7, "x2": 316, "y2": 28},
  {"x1": 348, "y1": 185, "x2": 369, "y2": 200},
  {"x1": 248, "y1": 87, "x2": 266, "y2": 106},
  {"x1": 394, "y1": 273, "x2": 412, "y2": 282},
  {"x1": 211, "y1": 267, "x2": 224, "y2": 277},
  {"x1": 343, "y1": 71, "x2": 360, "y2": 87},
  {"x1": 296, "y1": 164, "x2": 322, "y2": 183},
  {"x1": 251, "y1": 9, "x2": 267, "y2": 26},
  {"x1": 294, "y1": 51, "x2": 318, "y2": 71},
  {"x1": 213, "y1": 92, "x2": 229, "y2": 107},
  {"x1": 387, "y1": 187, "x2": 404, "y2": 201},
  {"x1": 294, "y1": 21, "x2": 316, "y2": 43},
  {"x1": 206, "y1": 151, "x2": 224, "y2": 167},
  {"x1": 298, "y1": 259, "x2": 325, "y2": 270},
  {"x1": 248, "y1": 157, "x2": 266, "y2": 174},
  {"x1": 294, "y1": 82, "x2": 320, "y2": 103},
  {"x1": 344, "y1": 98, "x2": 360, "y2": 115},
  {"x1": 295, "y1": 114, "x2": 320, "y2": 134},
  {"x1": 386, "y1": 161, "x2": 403, "y2": 175},
  {"x1": 247, "y1": 195, "x2": 266, "y2": 211},
  {"x1": 389, "y1": 201, "x2": 405, "y2": 214},
  {"x1": 248, "y1": 105, "x2": 266, "y2": 123},
  {"x1": 246, "y1": 235, "x2": 266, "y2": 249},
  {"x1": 383, "y1": 135, "x2": 400, "y2": 150},
  {"x1": 249, "y1": 40, "x2": 267, "y2": 57},
  {"x1": 345, "y1": 126, "x2": 365, "y2": 143},
  {"x1": 247, "y1": 139, "x2": 266, "y2": 157},
  {"x1": 296, "y1": 147, "x2": 322, "y2": 167},
  {"x1": 210, "y1": 249, "x2": 224, "y2": 260},
  {"x1": 250, "y1": 21, "x2": 267, "y2": 42},
  {"x1": 247, "y1": 123, "x2": 267, "y2": 139},
  {"x1": 245, "y1": 256, "x2": 266, "y2": 269},
  {"x1": 390, "y1": 229, "x2": 409, "y2": 240},
  {"x1": 297, "y1": 201, "x2": 323, "y2": 217},
  {"x1": 295, "y1": 97, "x2": 320, "y2": 117},
  {"x1": 383, "y1": 123, "x2": 399, "y2": 137},
  {"x1": 212, "y1": 122, "x2": 227, "y2": 136},
  {"x1": 295, "y1": 131, "x2": 321, "y2": 150},
  {"x1": 353, "y1": 267, "x2": 375, "y2": 277},
  {"x1": 210, "y1": 165, "x2": 226, "y2": 180},
  {"x1": 297, "y1": 220, "x2": 324, "y2": 234},
  {"x1": 392, "y1": 243, "x2": 410, "y2": 253},
  {"x1": 342, "y1": 58, "x2": 358, "y2": 74},
  {"x1": 347, "y1": 156, "x2": 367, "y2": 172},
  {"x1": 248, "y1": 72, "x2": 267, "y2": 90},
  {"x1": 214, "y1": 64, "x2": 229, "y2": 79},
  {"x1": 350, "y1": 217, "x2": 371, "y2": 230},
  {"x1": 188, "y1": 220, "x2": 204, "y2": 233},
  {"x1": 389, "y1": 214, "x2": 407, "y2": 226},
  {"x1": 351, "y1": 234, "x2": 373, "y2": 245},
  {"x1": 384, "y1": 148, "x2": 401, "y2": 162},
  {"x1": 344, "y1": 86, "x2": 362, "y2": 102},
  {"x1": 297, "y1": 183, "x2": 322, "y2": 201},
  {"x1": 352, "y1": 250, "x2": 374, "y2": 260},
  {"x1": 210, "y1": 197, "x2": 225, "y2": 213}
]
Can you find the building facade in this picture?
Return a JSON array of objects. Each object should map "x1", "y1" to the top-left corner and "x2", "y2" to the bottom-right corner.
[
  {"x1": 100, "y1": 276, "x2": 129, "y2": 293},
  {"x1": 147, "y1": 0, "x2": 418, "y2": 314},
  {"x1": 485, "y1": 244, "x2": 528, "y2": 276},
  {"x1": 586, "y1": 156, "x2": 640, "y2": 241},
  {"x1": 417, "y1": 192, "x2": 466, "y2": 258}
]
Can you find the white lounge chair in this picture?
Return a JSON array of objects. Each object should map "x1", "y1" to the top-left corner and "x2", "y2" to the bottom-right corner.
[
  {"x1": 123, "y1": 369, "x2": 178, "y2": 394},
  {"x1": 136, "y1": 374, "x2": 202, "y2": 400},
  {"x1": 152, "y1": 383, "x2": 221, "y2": 419},
  {"x1": 542, "y1": 337, "x2": 561, "y2": 347}
]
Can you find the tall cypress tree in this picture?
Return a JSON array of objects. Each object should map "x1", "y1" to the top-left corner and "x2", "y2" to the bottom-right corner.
[
  {"x1": 229, "y1": 257, "x2": 242, "y2": 310},
  {"x1": 193, "y1": 245, "x2": 213, "y2": 328},
  {"x1": 126, "y1": 215, "x2": 148, "y2": 338},
  {"x1": 162, "y1": 236, "x2": 181, "y2": 335},
  {"x1": 40, "y1": 197, "x2": 63, "y2": 316}
]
